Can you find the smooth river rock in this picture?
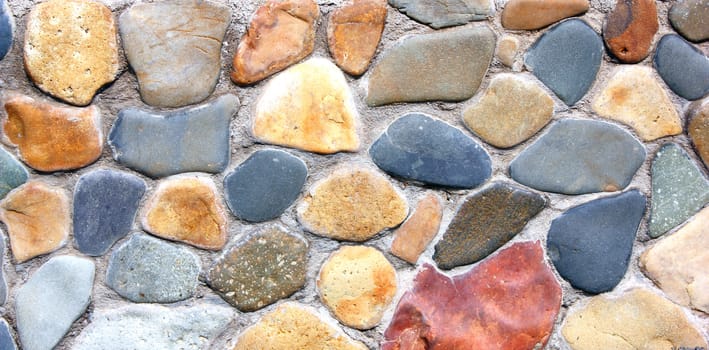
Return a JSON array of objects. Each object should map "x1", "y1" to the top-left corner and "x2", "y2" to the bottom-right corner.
[
  {"x1": 328, "y1": 0, "x2": 387, "y2": 75},
  {"x1": 389, "y1": 0, "x2": 493, "y2": 29},
  {"x1": 669, "y1": 0, "x2": 709, "y2": 43},
  {"x1": 0, "y1": 237, "x2": 6, "y2": 304},
  {"x1": 0, "y1": 0, "x2": 13, "y2": 60},
  {"x1": 0, "y1": 318, "x2": 16, "y2": 350},
  {"x1": 502, "y1": 0, "x2": 589, "y2": 30},
  {"x1": 688, "y1": 97, "x2": 709, "y2": 168},
  {"x1": 391, "y1": 193, "x2": 442, "y2": 264},
  {"x1": 603, "y1": 0, "x2": 658, "y2": 63},
  {"x1": 0, "y1": 147, "x2": 28, "y2": 200},
  {"x1": 654, "y1": 34, "x2": 709, "y2": 100}
]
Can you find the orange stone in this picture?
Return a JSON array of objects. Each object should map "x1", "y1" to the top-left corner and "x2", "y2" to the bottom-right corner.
[
  {"x1": 501, "y1": 0, "x2": 589, "y2": 30},
  {"x1": 603, "y1": 0, "x2": 659, "y2": 64},
  {"x1": 390, "y1": 194, "x2": 442, "y2": 264},
  {"x1": 327, "y1": 0, "x2": 387, "y2": 76}
]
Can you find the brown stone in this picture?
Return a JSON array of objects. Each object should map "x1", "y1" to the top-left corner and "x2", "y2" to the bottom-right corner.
[
  {"x1": 327, "y1": 0, "x2": 386, "y2": 76},
  {"x1": 390, "y1": 194, "x2": 442, "y2": 264},
  {"x1": 669, "y1": 0, "x2": 709, "y2": 43},
  {"x1": 603, "y1": 0, "x2": 659, "y2": 63},
  {"x1": 0, "y1": 182, "x2": 70, "y2": 263},
  {"x1": 497, "y1": 35, "x2": 519, "y2": 67},
  {"x1": 501, "y1": 0, "x2": 589, "y2": 30},
  {"x1": 231, "y1": 0, "x2": 319, "y2": 85},
  {"x1": 688, "y1": 96, "x2": 709, "y2": 169},
  {"x1": 2, "y1": 93, "x2": 103, "y2": 172}
]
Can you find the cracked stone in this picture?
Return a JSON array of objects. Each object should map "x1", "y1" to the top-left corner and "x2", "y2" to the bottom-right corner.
[
  {"x1": 654, "y1": 34, "x2": 709, "y2": 101},
  {"x1": 0, "y1": 0, "x2": 14, "y2": 60},
  {"x1": 0, "y1": 147, "x2": 28, "y2": 200},
  {"x1": 669, "y1": 0, "x2": 709, "y2": 43},
  {"x1": 328, "y1": 0, "x2": 386, "y2": 76},
  {"x1": 502, "y1": 0, "x2": 589, "y2": 30},
  {"x1": 388, "y1": 0, "x2": 493, "y2": 29},
  {"x1": 391, "y1": 193, "x2": 442, "y2": 264},
  {"x1": 688, "y1": 96, "x2": 709, "y2": 168},
  {"x1": 603, "y1": 0, "x2": 658, "y2": 63}
]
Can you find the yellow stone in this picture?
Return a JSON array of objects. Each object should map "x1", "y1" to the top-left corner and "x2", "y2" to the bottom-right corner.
[
  {"x1": 391, "y1": 193, "x2": 442, "y2": 264},
  {"x1": 497, "y1": 35, "x2": 519, "y2": 67}
]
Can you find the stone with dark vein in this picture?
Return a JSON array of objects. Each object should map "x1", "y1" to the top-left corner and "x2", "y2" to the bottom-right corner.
[
  {"x1": 654, "y1": 34, "x2": 709, "y2": 100},
  {"x1": 603, "y1": 0, "x2": 658, "y2": 63},
  {"x1": 501, "y1": 0, "x2": 589, "y2": 30},
  {"x1": 0, "y1": 318, "x2": 16, "y2": 350},
  {"x1": 0, "y1": 147, "x2": 28, "y2": 200},
  {"x1": 0, "y1": 0, "x2": 14, "y2": 60},
  {"x1": 669, "y1": 0, "x2": 709, "y2": 43},
  {"x1": 688, "y1": 97, "x2": 709, "y2": 168},
  {"x1": 388, "y1": 0, "x2": 493, "y2": 29}
]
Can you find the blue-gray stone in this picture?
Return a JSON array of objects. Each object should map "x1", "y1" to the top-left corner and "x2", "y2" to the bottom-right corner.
[
  {"x1": 0, "y1": 236, "x2": 6, "y2": 305},
  {"x1": 388, "y1": 0, "x2": 493, "y2": 29},
  {"x1": 0, "y1": 318, "x2": 16, "y2": 350},
  {"x1": 0, "y1": 147, "x2": 28, "y2": 200},
  {"x1": 73, "y1": 169, "x2": 146, "y2": 256},
  {"x1": 0, "y1": 0, "x2": 13, "y2": 60},
  {"x1": 108, "y1": 94, "x2": 239, "y2": 178},
  {"x1": 525, "y1": 19, "x2": 603, "y2": 105},
  {"x1": 370, "y1": 113, "x2": 492, "y2": 188},
  {"x1": 224, "y1": 149, "x2": 307, "y2": 222},
  {"x1": 547, "y1": 190, "x2": 646, "y2": 294},
  {"x1": 510, "y1": 119, "x2": 646, "y2": 195},
  {"x1": 654, "y1": 34, "x2": 709, "y2": 101}
]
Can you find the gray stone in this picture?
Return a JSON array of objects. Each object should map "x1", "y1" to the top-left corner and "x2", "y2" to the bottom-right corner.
[
  {"x1": 0, "y1": 147, "x2": 28, "y2": 200},
  {"x1": 106, "y1": 234, "x2": 200, "y2": 303},
  {"x1": 0, "y1": 0, "x2": 13, "y2": 60},
  {"x1": 510, "y1": 119, "x2": 646, "y2": 195},
  {"x1": 0, "y1": 236, "x2": 6, "y2": 305},
  {"x1": 0, "y1": 318, "x2": 16, "y2": 350},
  {"x1": 16, "y1": 256, "x2": 94, "y2": 350},
  {"x1": 389, "y1": 0, "x2": 493, "y2": 28},
  {"x1": 654, "y1": 34, "x2": 709, "y2": 101},
  {"x1": 109, "y1": 94, "x2": 239, "y2": 178},
  {"x1": 669, "y1": 0, "x2": 709, "y2": 43}
]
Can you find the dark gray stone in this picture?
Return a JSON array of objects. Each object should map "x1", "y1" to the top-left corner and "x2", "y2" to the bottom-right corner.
[
  {"x1": 510, "y1": 119, "x2": 646, "y2": 195},
  {"x1": 370, "y1": 113, "x2": 492, "y2": 188},
  {"x1": 0, "y1": 0, "x2": 13, "y2": 60},
  {"x1": 654, "y1": 34, "x2": 709, "y2": 100},
  {"x1": 224, "y1": 149, "x2": 307, "y2": 222},
  {"x1": 525, "y1": 19, "x2": 603, "y2": 105},
  {"x1": 108, "y1": 94, "x2": 239, "y2": 178},
  {"x1": 0, "y1": 147, "x2": 28, "y2": 200},
  {"x1": 547, "y1": 190, "x2": 646, "y2": 294},
  {"x1": 0, "y1": 318, "x2": 16, "y2": 350},
  {"x1": 73, "y1": 169, "x2": 146, "y2": 256},
  {"x1": 669, "y1": 0, "x2": 709, "y2": 43},
  {"x1": 388, "y1": 0, "x2": 493, "y2": 28}
]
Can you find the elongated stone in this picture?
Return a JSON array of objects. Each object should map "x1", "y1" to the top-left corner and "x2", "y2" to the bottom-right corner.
[
  {"x1": 0, "y1": 0, "x2": 13, "y2": 60},
  {"x1": 0, "y1": 318, "x2": 16, "y2": 350},
  {"x1": 669, "y1": 0, "x2": 709, "y2": 43},
  {"x1": 502, "y1": 0, "x2": 589, "y2": 30},
  {"x1": 391, "y1": 194, "x2": 442, "y2": 264},
  {"x1": 389, "y1": 0, "x2": 493, "y2": 29},
  {"x1": 328, "y1": 0, "x2": 386, "y2": 75},
  {"x1": 654, "y1": 34, "x2": 709, "y2": 100},
  {"x1": 0, "y1": 236, "x2": 6, "y2": 305},
  {"x1": 688, "y1": 97, "x2": 709, "y2": 168},
  {"x1": 0, "y1": 147, "x2": 28, "y2": 200},
  {"x1": 603, "y1": 0, "x2": 658, "y2": 63}
]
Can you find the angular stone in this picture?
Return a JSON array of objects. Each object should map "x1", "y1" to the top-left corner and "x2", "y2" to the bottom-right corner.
[
  {"x1": 384, "y1": 242, "x2": 561, "y2": 350},
  {"x1": 142, "y1": 175, "x2": 227, "y2": 250},
  {"x1": 328, "y1": 0, "x2": 386, "y2": 75},
  {"x1": 109, "y1": 94, "x2": 238, "y2": 178},
  {"x1": 0, "y1": 318, "x2": 16, "y2": 350},
  {"x1": 547, "y1": 190, "x2": 646, "y2": 294},
  {"x1": 232, "y1": 303, "x2": 367, "y2": 350},
  {"x1": 0, "y1": 236, "x2": 6, "y2": 304},
  {"x1": 497, "y1": 35, "x2": 519, "y2": 67},
  {"x1": 648, "y1": 143, "x2": 709, "y2": 238},
  {"x1": 654, "y1": 34, "x2": 709, "y2": 100},
  {"x1": 669, "y1": 0, "x2": 709, "y2": 43},
  {"x1": 207, "y1": 228, "x2": 308, "y2": 312},
  {"x1": 16, "y1": 256, "x2": 94, "y2": 350},
  {"x1": 603, "y1": 0, "x2": 658, "y2": 63},
  {"x1": 367, "y1": 25, "x2": 495, "y2": 106},
  {"x1": 510, "y1": 119, "x2": 646, "y2": 195},
  {"x1": 592, "y1": 66, "x2": 681, "y2": 141},
  {"x1": 120, "y1": 0, "x2": 230, "y2": 107},
  {"x1": 0, "y1": 147, "x2": 28, "y2": 200},
  {"x1": 224, "y1": 149, "x2": 307, "y2": 222},
  {"x1": 525, "y1": 19, "x2": 603, "y2": 105},
  {"x1": 502, "y1": 0, "x2": 589, "y2": 30},
  {"x1": 463, "y1": 74, "x2": 554, "y2": 148},
  {"x1": 370, "y1": 113, "x2": 492, "y2": 188},
  {"x1": 389, "y1": 0, "x2": 493, "y2": 29},
  {"x1": 0, "y1": 182, "x2": 69, "y2": 262},
  {"x1": 391, "y1": 194, "x2": 443, "y2": 264},
  {"x1": 318, "y1": 246, "x2": 397, "y2": 330},
  {"x1": 253, "y1": 58, "x2": 359, "y2": 154},
  {"x1": 562, "y1": 289, "x2": 709, "y2": 350},
  {"x1": 297, "y1": 168, "x2": 408, "y2": 241},
  {"x1": 2, "y1": 93, "x2": 103, "y2": 172},
  {"x1": 231, "y1": 0, "x2": 319, "y2": 85},
  {"x1": 0, "y1": 0, "x2": 13, "y2": 60},
  {"x1": 689, "y1": 97, "x2": 709, "y2": 168}
]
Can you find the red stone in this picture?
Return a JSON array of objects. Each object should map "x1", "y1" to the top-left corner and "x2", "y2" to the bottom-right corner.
[{"x1": 603, "y1": 0, "x2": 658, "y2": 63}]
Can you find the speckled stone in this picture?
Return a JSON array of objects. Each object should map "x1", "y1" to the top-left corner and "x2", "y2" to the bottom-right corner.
[
  {"x1": 501, "y1": 0, "x2": 589, "y2": 30},
  {"x1": 496, "y1": 35, "x2": 519, "y2": 67},
  {"x1": 669, "y1": 0, "x2": 709, "y2": 43},
  {"x1": 391, "y1": 194, "x2": 442, "y2": 264},
  {"x1": 0, "y1": 236, "x2": 6, "y2": 305},
  {"x1": 328, "y1": 0, "x2": 387, "y2": 75},
  {"x1": 510, "y1": 119, "x2": 646, "y2": 195},
  {"x1": 0, "y1": 318, "x2": 16, "y2": 350},
  {"x1": 388, "y1": 0, "x2": 493, "y2": 28},
  {"x1": 0, "y1": 147, "x2": 28, "y2": 200},
  {"x1": 654, "y1": 34, "x2": 709, "y2": 100},
  {"x1": 603, "y1": 0, "x2": 658, "y2": 63},
  {"x1": 688, "y1": 97, "x2": 709, "y2": 168},
  {"x1": 0, "y1": 0, "x2": 14, "y2": 60}
]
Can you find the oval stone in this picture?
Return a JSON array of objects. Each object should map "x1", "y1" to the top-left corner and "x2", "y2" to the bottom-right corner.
[
  {"x1": 0, "y1": 0, "x2": 14, "y2": 60},
  {"x1": 669, "y1": 0, "x2": 709, "y2": 43},
  {"x1": 389, "y1": 0, "x2": 493, "y2": 29},
  {"x1": 0, "y1": 147, "x2": 28, "y2": 200},
  {"x1": 603, "y1": 0, "x2": 658, "y2": 63},
  {"x1": 688, "y1": 97, "x2": 709, "y2": 168},
  {"x1": 654, "y1": 34, "x2": 709, "y2": 100},
  {"x1": 502, "y1": 0, "x2": 589, "y2": 30}
]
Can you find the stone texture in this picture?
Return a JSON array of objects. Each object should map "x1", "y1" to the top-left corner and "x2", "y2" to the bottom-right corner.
[
  {"x1": 232, "y1": 303, "x2": 367, "y2": 350},
  {"x1": 391, "y1": 194, "x2": 442, "y2": 264},
  {"x1": 207, "y1": 228, "x2": 308, "y2": 312},
  {"x1": 0, "y1": 0, "x2": 13, "y2": 60},
  {"x1": 2, "y1": 93, "x2": 103, "y2": 172},
  {"x1": 370, "y1": 113, "x2": 492, "y2": 188},
  {"x1": 389, "y1": 0, "x2": 493, "y2": 29},
  {"x1": 73, "y1": 169, "x2": 146, "y2": 256},
  {"x1": 24, "y1": 0, "x2": 119, "y2": 106},
  {"x1": 366, "y1": 25, "x2": 495, "y2": 106},
  {"x1": 562, "y1": 289, "x2": 709, "y2": 350},
  {"x1": 142, "y1": 175, "x2": 227, "y2": 250},
  {"x1": 0, "y1": 181, "x2": 69, "y2": 262},
  {"x1": 0, "y1": 318, "x2": 16, "y2": 350},
  {"x1": 525, "y1": 19, "x2": 603, "y2": 105},
  {"x1": 328, "y1": 0, "x2": 387, "y2": 75},
  {"x1": 688, "y1": 96, "x2": 709, "y2": 168},
  {"x1": 0, "y1": 147, "x2": 28, "y2": 200},
  {"x1": 253, "y1": 58, "x2": 360, "y2": 154},
  {"x1": 231, "y1": 0, "x2": 319, "y2": 85},
  {"x1": 318, "y1": 246, "x2": 397, "y2": 330},
  {"x1": 669, "y1": 0, "x2": 709, "y2": 43},
  {"x1": 16, "y1": 256, "x2": 94, "y2": 350},
  {"x1": 224, "y1": 149, "x2": 307, "y2": 222},
  {"x1": 497, "y1": 35, "x2": 519, "y2": 67},
  {"x1": 547, "y1": 190, "x2": 646, "y2": 294},
  {"x1": 0, "y1": 236, "x2": 6, "y2": 304},
  {"x1": 119, "y1": 0, "x2": 231, "y2": 107},
  {"x1": 109, "y1": 94, "x2": 238, "y2": 178},
  {"x1": 384, "y1": 242, "x2": 561, "y2": 350},
  {"x1": 463, "y1": 74, "x2": 554, "y2": 148},
  {"x1": 433, "y1": 182, "x2": 546, "y2": 269},
  {"x1": 603, "y1": 0, "x2": 658, "y2": 63},
  {"x1": 592, "y1": 66, "x2": 681, "y2": 141},
  {"x1": 297, "y1": 168, "x2": 408, "y2": 241},
  {"x1": 510, "y1": 119, "x2": 646, "y2": 195},
  {"x1": 501, "y1": 0, "x2": 589, "y2": 30},
  {"x1": 654, "y1": 34, "x2": 709, "y2": 100}
]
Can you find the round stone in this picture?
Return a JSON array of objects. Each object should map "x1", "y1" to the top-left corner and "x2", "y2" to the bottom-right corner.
[{"x1": 603, "y1": 0, "x2": 658, "y2": 63}]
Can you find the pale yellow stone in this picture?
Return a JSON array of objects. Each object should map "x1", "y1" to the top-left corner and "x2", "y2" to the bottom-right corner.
[{"x1": 497, "y1": 35, "x2": 519, "y2": 67}]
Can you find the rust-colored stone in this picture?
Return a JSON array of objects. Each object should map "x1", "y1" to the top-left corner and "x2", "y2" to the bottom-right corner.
[
  {"x1": 501, "y1": 0, "x2": 589, "y2": 30},
  {"x1": 390, "y1": 194, "x2": 442, "y2": 264},
  {"x1": 603, "y1": 0, "x2": 658, "y2": 63},
  {"x1": 327, "y1": 0, "x2": 386, "y2": 76},
  {"x1": 688, "y1": 96, "x2": 709, "y2": 169}
]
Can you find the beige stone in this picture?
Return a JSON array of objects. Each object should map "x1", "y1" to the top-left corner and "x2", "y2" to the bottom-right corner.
[
  {"x1": 497, "y1": 35, "x2": 519, "y2": 67},
  {"x1": 391, "y1": 194, "x2": 442, "y2": 264},
  {"x1": 327, "y1": 0, "x2": 387, "y2": 75}
]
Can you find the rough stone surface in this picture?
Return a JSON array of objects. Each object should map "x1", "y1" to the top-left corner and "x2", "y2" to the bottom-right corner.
[
  {"x1": 603, "y1": 0, "x2": 658, "y2": 63},
  {"x1": 252, "y1": 58, "x2": 360, "y2": 154},
  {"x1": 328, "y1": 0, "x2": 386, "y2": 75},
  {"x1": 654, "y1": 34, "x2": 709, "y2": 100},
  {"x1": 297, "y1": 168, "x2": 408, "y2": 241},
  {"x1": 547, "y1": 190, "x2": 646, "y2": 294},
  {"x1": 108, "y1": 94, "x2": 238, "y2": 178},
  {"x1": 366, "y1": 25, "x2": 495, "y2": 106},
  {"x1": 525, "y1": 19, "x2": 603, "y2": 105},
  {"x1": 391, "y1": 194, "x2": 442, "y2": 264},
  {"x1": 231, "y1": 0, "x2": 319, "y2": 85},
  {"x1": 0, "y1": 236, "x2": 6, "y2": 304},
  {"x1": 669, "y1": 0, "x2": 709, "y2": 43},
  {"x1": 389, "y1": 0, "x2": 493, "y2": 29},
  {"x1": 463, "y1": 74, "x2": 554, "y2": 148},
  {"x1": 16, "y1": 256, "x2": 94, "y2": 350},
  {"x1": 502, "y1": 0, "x2": 589, "y2": 30},
  {"x1": 510, "y1": 119, "x2": 646, "y2": 195},
  {"x1": 688, "y1": 96, "x2": 709, "y2": 168},
  {"x1": 0, "y1": 146, "x2": 28, "y2": 200},
  {"x1": 496, "y1": 35, "x2": 519, "y2": 67},
  {"x1": 0, "y1": 318, "x2": 16, "y2": 350},
  {"x1": 384, "y1": 242, "x2": 562, "y2": 350},
  {"x1": 592, "y1": 66, "x2": 681, "y2": 141},
  {"x1": 0, "y1": 0, "x2": 13, "y2": 60}
]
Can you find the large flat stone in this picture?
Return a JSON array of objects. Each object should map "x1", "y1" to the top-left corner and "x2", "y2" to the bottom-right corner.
[
  {"x1": 328, "y1": 0, "x2": 386, "y2": 75},
  {"x1": 0, "y1": 318, "x2": 16, "y2": 350},
  {"x1": 688, "y1": 96, "x2": 709, "y2": 168},
  {"x1": 502, "y1": 0, "x2": 589, "y2": 30},
  {"x1": 603, "y1": 0, "x2": 658, "y2": 63},
  {"x1": 654, "y1": 34, "x2": 709, "y2": 100},
  {"x1": 669, "y1": 0, "x2": 709, "y2": 43},
  {"x1": 0, "y1": 0, "x2": 13, "y2": 60},
  {"x1": 389, "y1": 0, "x2": 493, "y2": 29},
  {"x1": 0, "y1": 147, "x2": 27, "y2": 200}
]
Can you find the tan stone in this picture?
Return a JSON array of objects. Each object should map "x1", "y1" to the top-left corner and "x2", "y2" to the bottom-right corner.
[
  {"x1": 233, "y1": 302, "x2": 367, "y2": 350},
  {"x1": 24, "y1": 0, "x2": 119, "y2": 106},
  {"x1": 391, "y1": 194, "x2": 442, "y2": 264},
  {"x1": 297, "y1": 168, "x2": 408, "y2": 241},
  {"x1": 253, "y1": 58, "x2": 360, "y2": 154},
  {"x1": 142, "y1": 176, "x2": 227, "y2": 251},
  {"x1": 502, "y1": 0, "x2": 590, "y2": 30},
  {"x1": 2, "y1": 93, "x2": 103, "y2": 172},
  {"x1": 497, "y1": 35, "x2": 519, "y2": 67},
  {"x1": 688, "y1": 96, "x2": 709, "y2": 169},
  {"x1": 327, "y1": 0, "x2": 387, "y2": 75},
  {"x1": 592, "y1": 66, "x2": 681, "y2": 141},
  {"x1": 0, "y1": 182, "x2": 70, "y2": 262},
  {"x1": 463, "y1": 74, "x2": 554, "y2": 148},
  {"x1": 318, "y1": 246, "x2": 397, "y2": 329},
  {"x1": 562, "y1": 289, "x2": 708, "y2": 350}
]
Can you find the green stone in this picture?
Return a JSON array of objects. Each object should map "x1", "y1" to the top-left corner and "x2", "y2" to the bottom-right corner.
[{"x1": 0, "y1": 147, "x2": 28, "y2": 200}]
